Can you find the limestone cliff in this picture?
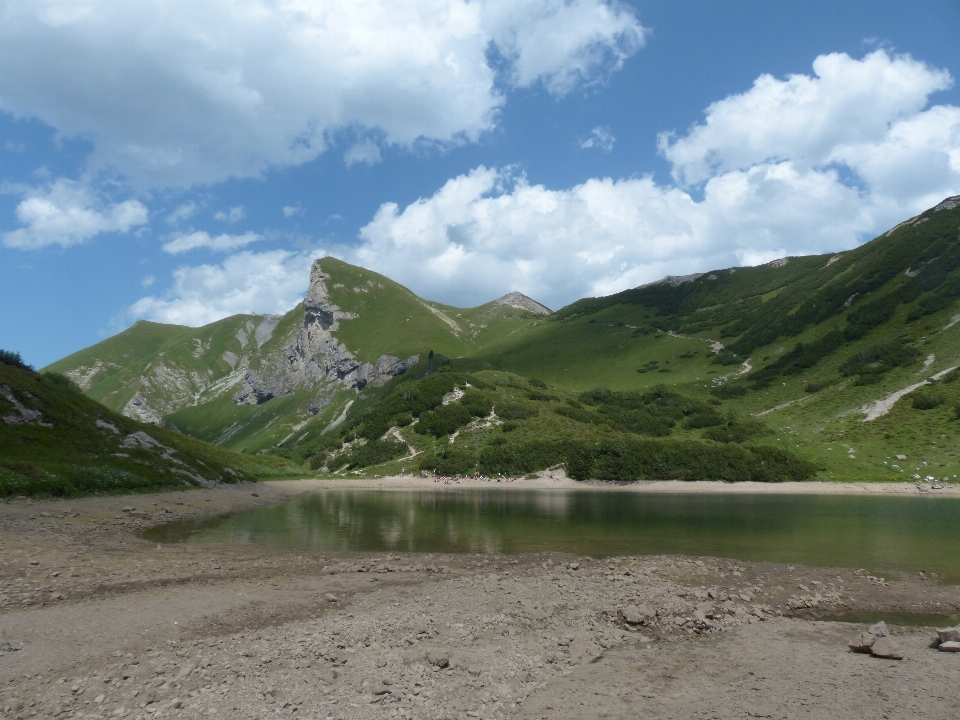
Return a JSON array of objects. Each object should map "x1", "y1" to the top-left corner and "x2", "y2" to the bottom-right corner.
[{"x1": 233, "y1": 262, "x2": 418, "y2": 407}]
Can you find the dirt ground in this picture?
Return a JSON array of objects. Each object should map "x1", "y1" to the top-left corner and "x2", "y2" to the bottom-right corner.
[{"x1": 1, "y1": 480, "x2": 958, "y2": 720}]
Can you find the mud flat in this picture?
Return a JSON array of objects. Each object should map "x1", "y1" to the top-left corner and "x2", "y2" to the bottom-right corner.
[{"x1": 2, "y1": 482, "x2": 958, "y2": 720}]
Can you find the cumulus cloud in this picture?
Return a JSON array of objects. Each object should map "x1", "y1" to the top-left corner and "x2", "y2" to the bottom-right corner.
[
  {"x1": 0, "y1": 0, "x2": 644, "y2": 188},
  {"x1": 126, "y1": 249, "x2": 322, "y2": 327},
  {"x1": 214, "y1": 205, "x2": 246, "y2": 223},
  {"x1": 282, "y1": 202, "x2": 304, "y2": 218},
  {"x1": 351, "y1": 52, "x2": 960, "y2": 310},
  {"x1": 2, "y1": 178, "x2": 148, "y2": 249},
  {"x1": 162, "y1": 231, "x2": 261, "y2": 254},
  {"x1": 659, "y1": 50, "x2": 953, "y2": 186},
  {"x1": 580, "y1": 126, "x2": 615, "y2": 152}
]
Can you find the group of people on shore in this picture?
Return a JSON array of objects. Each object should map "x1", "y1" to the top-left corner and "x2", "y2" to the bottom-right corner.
[{"x1": 396, "y1": 468, "x2": 519, "y2": 484}]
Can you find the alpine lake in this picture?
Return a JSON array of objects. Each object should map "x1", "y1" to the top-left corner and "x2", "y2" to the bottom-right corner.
[{"x1": 144, "y1": 488, "x2": 960, "y2": 587}]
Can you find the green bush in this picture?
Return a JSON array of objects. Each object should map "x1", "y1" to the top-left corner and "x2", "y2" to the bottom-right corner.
[
  {"x1": 710, "y1": 383, "x2": 748, "y2": 399},
  {"x1": 804, "y1": 381, "x2": 829, "y2": 393},
  {"x1": 682, "y1": 410, "x2": 724, "y2": 429},
  {"x1": 701, "y1": 418, "x2": 772, "y2": 443},
  {"x1": 501, "y1": 421, "x2": 519, "y2": 432},
  {"x1": 496, "y1": 402, "x2": 539, "y2": 420},
  {"x1": 342, "y1": 438, "x2": 407, "y2": 468},
  {"x1": 528, "y1": 378, "x2": 548, "y2": 389},
  {"x1": 566, "y1": 437, "x2": 815, "y2": 483},
  {"x1": 0, "y1": 350, "x2": 33, "y2": 372},
  {"x1": 838, "y1": 341, "x2": 921, "y2": 381},
  {"x1": 909, "y1": 389, "x2": 946, "y2": 410},
  {"x1": 309, "y1": 452, "x2": 328, "y2": 471},
  {"x1": 417, "y1": 446, "x2": 477, "y2": 475},
  {"x1": 416, "y1": 403, "x2": 472, "y2": 437}
]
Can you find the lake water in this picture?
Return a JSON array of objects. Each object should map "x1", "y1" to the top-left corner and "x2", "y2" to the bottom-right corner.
[{"x1": 144, "y1": 489, "x2": 960, "y2": 583}]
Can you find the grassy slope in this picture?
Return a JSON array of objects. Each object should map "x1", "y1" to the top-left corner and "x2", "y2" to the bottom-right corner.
[
  {"x1": 457, "y1": 200, "x2": 960, "y2": 482},
  {"x1": 0, "y1": 364, "x2": 296, "y2": 496}
]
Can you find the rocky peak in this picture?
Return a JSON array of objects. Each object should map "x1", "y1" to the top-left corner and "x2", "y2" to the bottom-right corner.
[
  {"x1": 492, "y1": 292, "x2": 551, "y2": 315},
  {"x1": 232, "y1": 259, "x2": 418, "y2": 407}
]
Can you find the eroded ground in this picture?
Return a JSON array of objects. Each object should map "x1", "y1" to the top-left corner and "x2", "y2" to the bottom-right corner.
[{"x1": 1, "y1": 483, "x2": 958, "y2": 720}]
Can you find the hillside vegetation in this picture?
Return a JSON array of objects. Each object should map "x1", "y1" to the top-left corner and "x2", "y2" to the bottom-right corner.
[
  {"x1": 40, "y1": 196, "x2": 960, "y2": 484},
  {"x1": 0, "y1": 356, "x2": 295, "y2": 497}
]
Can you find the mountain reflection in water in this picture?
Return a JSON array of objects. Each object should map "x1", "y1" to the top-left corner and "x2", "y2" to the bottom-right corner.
[{"x1": 144, "y1": 489, "x2": 960, "y2": 583}]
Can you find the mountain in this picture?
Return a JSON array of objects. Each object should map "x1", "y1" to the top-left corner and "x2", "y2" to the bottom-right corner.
[
  {"x1": 45, "y1": 257, "x2": 550, "y2": 452},
  {"x1": 0, "y1": 357, "x2": 294, "y2": 497},
  {"x1": 44, "y1": 195, "x2": 960, "y2": 482}
]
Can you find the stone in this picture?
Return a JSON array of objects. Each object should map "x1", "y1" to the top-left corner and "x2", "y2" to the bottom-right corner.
[
  {"x1": 324, "y1": 593, "x2": 338, "y2": 603},
  {"x1": 938, "y1": 641, "x2": 960, "y2": 652},
  {"x1": 426, "y1": 649, "x2": 450, "y2": 668},
  {"x1": 935, "y1": 625, "x2": 960, "y2": 644},
  {"x1": 866, "y1": 621, "x2": 889, "y2": 638},
  {"x1": 848, "y1": 632, "x2": 878, "y2": 653},
  {"x1": 618, "y1": 604, "x2": 654, "y2": 626},
  {"x1": 869, "y1": 637, "x2": 903, "y2": 659}
]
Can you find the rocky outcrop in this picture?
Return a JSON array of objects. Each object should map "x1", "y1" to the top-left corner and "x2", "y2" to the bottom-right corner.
[
  {"x1": 233, "y1": 262, "x2": 419, "y2": 406},
  {"x1": 639, "y1": 272, "x2": 704, "y2": 289},
  {"x1": 492, "y1": 292, "x2": 551, "y2": 315},
  {"x1": 0, "y1": 385, "x2": 52, "y2": 427},
  {"x1": 122, "y1": 393, "x2": 163, "y2": 425}
]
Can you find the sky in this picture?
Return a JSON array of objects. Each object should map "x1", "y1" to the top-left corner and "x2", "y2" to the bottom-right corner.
[{"x1": 2, "y1": 0, "x2": 959, "y2": 368}]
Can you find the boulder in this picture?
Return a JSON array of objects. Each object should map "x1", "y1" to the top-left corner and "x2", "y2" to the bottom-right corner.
[
  {"x1": 867, "y1": 621, "x2": 890, "y2": 638},
  {"x1": 938, "y1": 641, "x2": 960, "y2": 653},
  {"x1": 870, "y1": 637, "x2": 904, "y2": 660},
  {"x1": 619, "y1": 604, "x2": 654, "y2": 626},
  {"x1": 935, "y1": 625, "x2": 960, "y2": 644},
  {"x1": 848, "y1": 632, "x2": 877, "y2": 653}
]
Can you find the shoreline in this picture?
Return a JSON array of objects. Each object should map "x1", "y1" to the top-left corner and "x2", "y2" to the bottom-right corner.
[{"x1": 264, "y1": 474, "x2": 960, "y2": 497}]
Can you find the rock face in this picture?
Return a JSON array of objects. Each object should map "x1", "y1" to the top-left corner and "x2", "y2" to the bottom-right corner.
[
  {"x1": 234, "y1": 262, "x2": 419, "y2": 406},
  {"x1": 492, "y1": 292, "x2": 551, "y2": 315}
]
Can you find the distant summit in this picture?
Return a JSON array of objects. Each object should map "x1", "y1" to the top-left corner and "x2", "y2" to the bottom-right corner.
[{"x1": 492, "y1": 292, "x2": 551, "y2": 315}]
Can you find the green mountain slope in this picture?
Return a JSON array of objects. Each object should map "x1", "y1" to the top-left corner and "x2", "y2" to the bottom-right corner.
[
  {"x1": 45, "y1": 257, "x2": 549, "y2": 453},
  {"x1": 457, "y1": 195, "x2": 960, "y2": 482},
  {"x1": 43, "y1": 196, "x2": 960, "y2": 482},
  {"x1": 0, "y1": 359, "x2": 293, "y2": 497}
]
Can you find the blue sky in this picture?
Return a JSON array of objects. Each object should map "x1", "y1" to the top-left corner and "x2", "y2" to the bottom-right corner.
[{"x1": 2, "y1": 0, "x2": 959, "y2": 368}]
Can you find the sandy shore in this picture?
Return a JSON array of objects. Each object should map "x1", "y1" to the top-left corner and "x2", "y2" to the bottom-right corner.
[
  {"x1": 265, "y1": 473, "x2": 960, "y2": 497},
  {"x1": 1, "y1": 482, "x2": 958, "y2": 720}
]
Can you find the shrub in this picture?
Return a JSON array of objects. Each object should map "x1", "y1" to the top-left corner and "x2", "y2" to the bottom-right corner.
[
  {"x1": 804, "y1": 381, "x2": 829, "y2": 393},
  {"x1": 309, "y1": 452, "x2": 328, "y2": 471},
  {"x1": 496, "y1": 402, "x2": 538, "y2": 420},
  {"x1": 710, "y1": 383, "x2": 748, "y2": 398},
  {"x1": 342, "y1": 438, "x2": 407, "y2": 468},
  {"x1": 712, "y1": 351, "x2": 742, "y2": 366},
  {"x1": 501, "y1": 421, "x2": 519, "y2": 432},
  {"x1": 416, "y1": 403, "x2": 472, "y2": 437},
  {"x1": 39, "y1": 372, "x2": 81, "y2": 391},
  {"x1": 909, "y1": 389, "x2": 946, "y2": 410},
  {"x1": 701, "y1": 418, "x2": 772, "y2": 443},
  {"x1": 527, "y1": 391, "x2": 552, "y2": 401},
  {"x1": 682, "y1": 410, "x2": 724, "y2": 429},
  {"x1": 0, "y1": 350, "x2": 33, "y2": 372},
  {"x1": 838, "y1": 341, "x2": 921, "y2": 381},
  {"x1": 417, "y1": 447, "x2": 476, "y2": 475},
  {"x1": 528, "y1": 378, "x2": 548, "y2": 389}
]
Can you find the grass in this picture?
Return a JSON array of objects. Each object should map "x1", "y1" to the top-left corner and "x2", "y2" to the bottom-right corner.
[{"x1": 0, "y1": 362, "x2": 297, "y2": 497}]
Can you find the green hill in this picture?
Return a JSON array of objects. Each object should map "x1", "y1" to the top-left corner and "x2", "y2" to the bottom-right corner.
[
  {"x1": 41, "y1": 195, "x2": 960, "y2": 483},
  {"x1": 0, "y1": 357, "x2": 294, "y2": 497}
]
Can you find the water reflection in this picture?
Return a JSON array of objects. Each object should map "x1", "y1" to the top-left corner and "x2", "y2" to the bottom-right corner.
[{"x1": 144, "y1": 489, "x2": 960, "y2": 583}]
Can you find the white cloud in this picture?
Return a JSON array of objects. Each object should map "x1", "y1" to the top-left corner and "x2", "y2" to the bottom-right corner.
[
  {"x1": 214, "y1": 205, "x2": 246, "y2": 223},
  {"x1": 659, "y1": 50, "x2": 953, "y2": 186},
  {"x1": 348, "y1": 50, "x2": 960, "y2": 310},
  {"x1": 282, "y1": 202, "x2": 304, "y2": 218},
  {"x1": 344, "y1": 139, "x2": 383, "y2": 167},
  {"x1": 165, "y1": 201, "x2": 197, "y2": 224},
  {"x1": 141, "y1": 275, "x2": 155, "y2": 288},
  {"x1": 0, "y1": 0, "x2": 644, "y2": 188},
  {"x1": 126, "y1": 249, "x2": 322, "y2": 326},
  {"x1": 2, "y1": 178, "x2": 148, "y2": 249},
  {"x1": 580, "y1": 126, "x2": 615, "y2": 152},
  {"x1": 481, "y1": 0, "x2": 646, "y2": 95},
  {"x1": 162, "y1": 231, "x2": 261, "y2": 254}
]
